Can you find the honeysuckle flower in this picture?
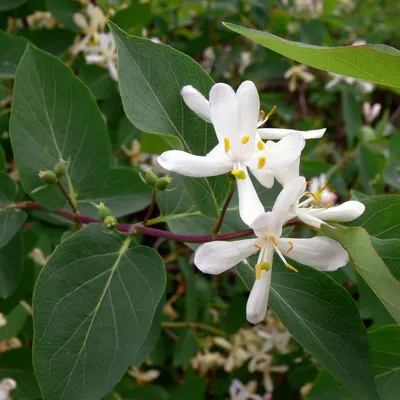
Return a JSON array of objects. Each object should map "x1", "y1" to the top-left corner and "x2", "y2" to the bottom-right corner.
[
  {"x1": 83, "y1": 33, "x2": 118, "y2": 81},
  {"x1": 288, "y1": 176, "x2": 365, "y2": 228},
  {"x1": 158, "y1": 81, "x2": 305, "y2": 224},
  {"x1": 363, "y1": 102, "x2": 382, "y2": 124},
  {"x1": 194, "y1": 177, "x2": 349, "y2": 324},
  {"x1": 284, "y1": 64, "x2": 315, "y2": 92},
  {"x1": 308, "y1": 174, "x2": 337, "y2": 206},
  {"x1": 229, "y1": 379, "x2": 263, "y2": 400},
  {"x1": 0, "y1": 378, "x2": 16, "y2": 400},
  {"x1": 128, "y1": 367, "x2": 160, "y2": 384},
  {"x1": 191, "y1": 350, "x2": 226, "y2": 375}
]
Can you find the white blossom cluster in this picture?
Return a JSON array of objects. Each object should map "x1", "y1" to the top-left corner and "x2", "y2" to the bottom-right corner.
[{"x1": 158, "y1": 81, "x2": 365, "y2": 324}]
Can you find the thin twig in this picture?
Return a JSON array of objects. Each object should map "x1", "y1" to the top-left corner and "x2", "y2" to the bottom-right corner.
[
  {"x1": 212, "y1": 180, "x2": 236, "y2": 236},
  {"x1": 162, "y1": 321, "x2": 227, "y2": 336},
  {"x1": 142, "y1": 189, "x2": 157, "y2": 225},
  {"x1": 57, "y1": 181, "x2": 78, "y2": 215}
]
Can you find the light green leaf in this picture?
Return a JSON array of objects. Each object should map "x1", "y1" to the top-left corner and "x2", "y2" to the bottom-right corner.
[
  {"x1": 0, "y1": 0, "x2": 26, "y2": 11},
  {"x1": 348, "y1": 195, "x2": 400, "y2": 238},
  {"x1": 0, "y1": 30, "x2": 29, "y2": 78},
  {"x1": 236, "y1": 258, "x2": 378, "y2": 400},
  {"x1": 0, "y1": 302, "x2": 28, "y2": 340},
  {"x1": 309, "y1": 325, "x2": 400, "y2": 400},
  {"x1": 78, "y1": 168, "x2": 152, "y2": 218},
  {"x1": 109, "y1": 22, "x2": 228, "y2": 218},
  {"x1": 33, "y1": 224, "x2": 166, "y2": 400},
  {"x1": 322, "y1": 226, "x2": 400, "y2": 323},
  {"x1": 10, "y1": 45, "x2": 111, "y2": 210},
  {"x1": 371, "y1": 237, "x2": 400, "y2": 279},
  {"x1": 223, "y1": 23, "x2": 400, "y2": 88}
]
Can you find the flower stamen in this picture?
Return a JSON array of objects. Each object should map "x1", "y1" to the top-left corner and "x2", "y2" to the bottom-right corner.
[
  {"x1": 287, "y1": 241, "x2": 294, "y2": 253},
  {"x1": 254, "y1": 244, "x2": 262, "y2": 250},
  {"x1": 271, "y1": 239, "x2": 298, "y2": 273},
  {"x1": 224, "y1": 137, "x2": 231, "y2": 153},
  {"x1": 285, "y1": 263, "x2": 298, "y2": 273},
  {"x1": 231, "y1": 169, "x2": 246, "y2": 180},
  {"x1": 257, "y1": 140, "x2": 265, "y2": 151},
  {"x1": 255, "y1": 262, "x2": 271, "y2": 280},
  {"x1": 258, "y1": 156, "x2": 266, "y2": 169},
  {"x1": 241, "y1": 135, "x2": 251, "y2": 144}
]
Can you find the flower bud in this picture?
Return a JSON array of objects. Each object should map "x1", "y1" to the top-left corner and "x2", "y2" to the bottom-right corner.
[
  {"x1": 103, "y1": 215, "x2": 117, "y2": 229},
  {"x1": 39, "y1": 170, "x2": 58, "y2": 184},
  {"x1": 54, "y1": 160, "x2": 67, "y2": 177},
  {"x1": 155, "y1": 176, "x2": 172, "y2": 191},
  {"x1": 144, "y1": 168, "x2": 157, "y2": 186},
  {"x1": 97, "y1": 202, "x2": 113, "y2": 222}
]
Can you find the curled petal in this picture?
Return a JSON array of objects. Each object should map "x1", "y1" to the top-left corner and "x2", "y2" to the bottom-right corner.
[
  {"x1": 278, "y1": 237, "x2": 349, "y2": 271},
  {"x1": 157, "y1": 150, "x2": 232, "y2": 177},
  {"x1": 246, "y1": 269, "x2": 272, "y2": 324},
  {"x1": 249, "y1": 167, "x2": 274, "y2": 189},
  {"x1": 194, "y1": 239, "x2": 258, "y2": 275},
  {"x1": 181, "y1": 85, "x2": 212, "y2": 122},
  {"x1": 309, "y1": 201, "x2": 365, "y2": 223},
  {"x1": 258, "y1": 128, "x2": 326, "y2": 140}
]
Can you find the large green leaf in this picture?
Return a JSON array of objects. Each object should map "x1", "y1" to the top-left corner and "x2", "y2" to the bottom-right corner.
[
  {"x1": 109, "y1": 22, "x2": 228, "y2": 219},
  {"x1": 357, "y1": 145, "x2": 386, "y2": 195},
  {"x1": 33, "y1": 224, "x2": 166, "y2": 400},
  {"x1": 235, "y1": 259, "x2": 378, "y2": 400},
  {"x1": 348, "y1": 195, "x2": 400, "y2": 238},
  {"x1": 0, "y1": 30, "x2": 29, "y2": 78},
  {"x1": 223, "y1": 23, "x2": 400, "y2": 88},
  {"x1": 0, "y1": 0, "x2": 26, "y2": 11},
  {"x1": 371, "y1": 237, "x2": 400, "y2": 279},
  {"x1": 322, "y1": 226, "x2": 400, "y2": 323},
  {"x1": 309, "y1": 325, "x2": 400, "y2": 400},
  {"x1": 10, "y1": 45, "x2": 111, "y2": 210}
]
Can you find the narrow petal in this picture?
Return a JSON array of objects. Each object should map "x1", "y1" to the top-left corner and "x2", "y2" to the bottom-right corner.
[
  {"x1": 85, "y1": 54, "x2": 106, "y2": 63},
  {"x1": 249, "y1": 167, "x2": 274, "y2": 188},
  {"x1": 297, "y1": 212, "x2": 324, "y2": 228},
  {"x1": 273, "y1": 157, "x2": 300, "y2": 187},
  {"x1": 209, "y1": 83, "x2": 241, "y2": 144},
  {"x1": 236, "y1": 167, "x2": 265, "y2": 225},
  {"x1": 73, "y1": 13, "x2": 88, "y2": 30},
  {"x1": 107, "y1": 59, "x2": 118, "y2": 81},
  {"x1": 246, "y1": 269, "x2": 272, "y2": 324},
  {"x1": 157, "y1": 150, "x2": 232, "y2": 177},
  {"x1": 264, "y1": 133, "x2": 305, "y2": 170},
  {"x1": 236, "y1": 80, "x2": 259, "y2": 138},
  {"x1": 194, "y1": 239, "x2": 258, "y2": 275},
  {"x1": 272, "y1": 176, "x2": 306, "y2": 225},
  {"x1": 257, "y1": 128, "x2": 326, "y2": 140},
  {"x1": 181, "y1": 85, "x2": 212, "y2": 122},
  {"x1": 278, "y1": 237, "x2": 349, "y2": 271},
  {"x1": 309, "y1": 201, "x2": 365, "y2": 223}
]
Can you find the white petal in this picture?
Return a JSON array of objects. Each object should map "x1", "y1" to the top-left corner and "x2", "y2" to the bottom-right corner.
[
  {"x1": 273, "y1": 157, "x2": 300, "y2": 187},
  {"x1": 278, "y1": 237, "x2": 349, "y2": 271},
  {"x1": 257, "y1": 128, "x2": 326, "y2": 140},
  {"x1": 250, "y1": 212, "x2": 281, "y2": 237},
  {"x1": 85, "y1": 54, "x2": 105, "y2": 63},
  {"x1": 107, "y1": 59, "x2": 118, "y2": 81},
  {"x1": 236, "y1": 167, "x2": 265, "y2": 225},
  {"x1": 236, "y1": 80, "x2": 259, "y2": 138},
  {"x1": 249, "y1": 167, "x2": 274, "y2": 188},
  {"x1": 73, "y1": 13, "x2": 88, "y2": 29},
  {"x1": 297, "y1": 212, "x2": 324, "y2": 228},
  {"x1": 272, "y1": 176, "x2": 306, "y2": 224},
  {"x1": 194, "y1": 239, "x2": 258, "y2": 275},
  {"x1": 246, "y1": 269, "x2": 272, "y2": 324},
  {"x1": 264, "y1": 133, "x2": 305, "y2": 170},
  {"x1": 205, "y1": 143, "x2": 224, "y2": 158},
  {"x1": 209, "y1": 83, "x2": 241, "y2": 144},
  {"x1": 181, "y1": 86, "x2": 212, "y2": 122},
  {"x1": 157, "y1": 150, "x2": 232, "y2": 177},
  {"x1": 309, "y1": 201, "x2": 365, "y2": 223}
]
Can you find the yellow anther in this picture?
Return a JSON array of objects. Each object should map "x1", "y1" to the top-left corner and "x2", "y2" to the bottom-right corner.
[
  {"x1": 241, "y1": 135, "x2": 251, "y2": 144},
  {"x1": 231, "y1": 169, "x2": 246, "y2": 180},
  {"x1": 260, "y1": 110, "x2": 266, "y2": 120},
  {"x1": 285, "y1": 263, "x2": 298, "y2": 273},
  {"x1": 89, "y1": 34, "x2": 100, "y2": 46},
  {"x1": 319, "y1": 181, "x2": 329, "y2": 192},
  {"x1": 314, "y1": 192, "x2": 322, "y2": 201},
  {"x1": 270, "y1": 236, "x2": 278, "y2": 246},
  {"x1": 257, "y1": 140, "x2": 265, "y2": 151},
  {"x1": 304, "y1": 191, "x2": 320, "y2": 201},
  {"x1": 256, "y1": 264, "x2": 261, "y2": 280},
  {"x1": 266, "y1": 105, "x2": 277, "y2": 119},
  {"x1": 256, "y1": 262, "x2": 271, "y2": 279},
  {"x1": 258, "y1": 156, "x2": 266, "y2": 169},
  {"x1": 254, "y1": 244, "x2": 262, "y2": 250},
  {"x1": 287, "y1": 241, "x2": 294, "y2": 253},
  {"x1": 224, "y1": 137, "x2": 231, "y2": 153}
]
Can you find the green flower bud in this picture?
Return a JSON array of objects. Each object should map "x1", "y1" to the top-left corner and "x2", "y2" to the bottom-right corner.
[
  {"x1": 144, "y1": 168, "x2": 157, "y2": 186},
  {"x1": 103, "y1": 215, "x2": 117, "y2": 229},
  {"x1": 54, "y1": 160, "x2": 67, "y2": 177},
  {"x1": 39, "y1": 170, "x2": 58, "y2": 184},
  {"x1": 155, "y1": 176, "x2": 172, "y2": 191},
  {"x1": 97, "y1": 202, "x2": 113, "y2": 222}
]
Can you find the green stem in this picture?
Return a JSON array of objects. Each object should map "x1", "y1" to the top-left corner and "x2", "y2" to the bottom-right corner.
[{"x1": 162, "y1": 321, "x2": 227, "y2": 337}]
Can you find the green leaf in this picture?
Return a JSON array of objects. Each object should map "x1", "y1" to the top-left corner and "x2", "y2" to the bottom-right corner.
[
  {"x1": 173, "y1": 330, "x2": 198, "y2": 367},
  {"x1": 322, "y1": 226, "x2": 400, "y2": 323},
  {"x1": 0, "y1": 0, "x2": 26, "y2": 11},
  {"x1": 127, "y1": 385, "x2": 170, "y2": 400},
  {"x1": 309, "y1": 325, "x2": 400, "y2": 400},
  {"x1": 78, "y1": 167, "x2": 152, "y2": 218},
  {"x1": 383, "y1": 159, "x2": 400, "y2": 189},
  {"x1": 46, "y1": 0, "x2": 81, "y2": 31},
  {"x1": 10, "y1": 45, "x2": 111, "y2": 210},
  {"x1": 371, "y1": 237, "x2": 400, "y2": 279},
  {"x1": 170, "y1": 367, "x2": 205, "y2": 400},
  {"x1": 0, "y1": 30, "x2": 29, "y2": 78},
  {"x1": 0, "y1": 232, "x2": 24, "y2": 299},
  {"x1": 0, "y1": 145, "x2": 5, "y2": 171},
  {"x1": 341, "y1": 86, "x2": 361, "y2": 149},
  {"x1": 0, "y1": 349, "x2": 41, "y2": 400},
  {"x1": 348, "y1": 195, "x2": 400, "y2": 239},
  {"x1": 111, "y1": 3, "x2": 152, "y2": 34},
  {"x1": 109, "y1": 22, "x2": 228, "y2": 218},
  {"x1": 223, "y1": 23, "x2": 400, "y2": 88},
  {"x1": 33, "y1": 224, "x2": 166, "y2": 400},
  {"x1": 235, "y1": 258, "x2": 378, "y2": 400},
  {"x1": 0, "y1": 302, "x2": 28, "y2": 340}
]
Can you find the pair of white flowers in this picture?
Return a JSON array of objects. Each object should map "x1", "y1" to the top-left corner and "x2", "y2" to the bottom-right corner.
[{"x1": 158, "y1": 81, "x2": 365, "y2": 324}]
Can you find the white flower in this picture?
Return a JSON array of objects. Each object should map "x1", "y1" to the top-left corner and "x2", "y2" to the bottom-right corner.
[
  {"x1": 158, "y1": 81, "x2": 306, "y2": 224},
  {"x1": 0, "y1": 378, "x2": 16, "y2": 400},
  {"x1": 191, "y1": 350, "x2": 226, "y2": 375},
  {"x1": 308, "y1": 174, "x2": 337, "y2": 206},
  {"x1": 229, "y1": 379, "x2": 263, "y2": 400},
  {"x1": 194, "y1": 177, "x2": 349, "y2": 324},
  {"x1": 363, "y1": 102, "x2": 382, "y2": 124},
  {"x1": 128, "y1": 367, "x2": 160, "y2": 384},
  {"x1": 288, "y1": 177, "x2": 365, "y2": 228},
  {"x1": 284, "y1": 64, "x2": 315, "y2": 92},
  {"x1": 83, "y1": 33, "x2": 118, "y2": 81}
]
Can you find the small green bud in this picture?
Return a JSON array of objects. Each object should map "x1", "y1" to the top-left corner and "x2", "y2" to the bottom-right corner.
[
  {"x1": 54, "y1": 160, "x2": 67, "y2": 177},
  {"x1": 144, "y1": 168, "x2": 157, "y2": 186},
  {"x1": 103, "y1": 215, "x2": 117, "y2": 229},
  {"x1": 97, "y1": 202, "x2": 113, "y2": 222},
  {"x1": 155, "y1": 176, "x2": 172, "y2": 191},
  {"x1": 39, "y1": 170, "x2": 58, "y2": 184}
]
